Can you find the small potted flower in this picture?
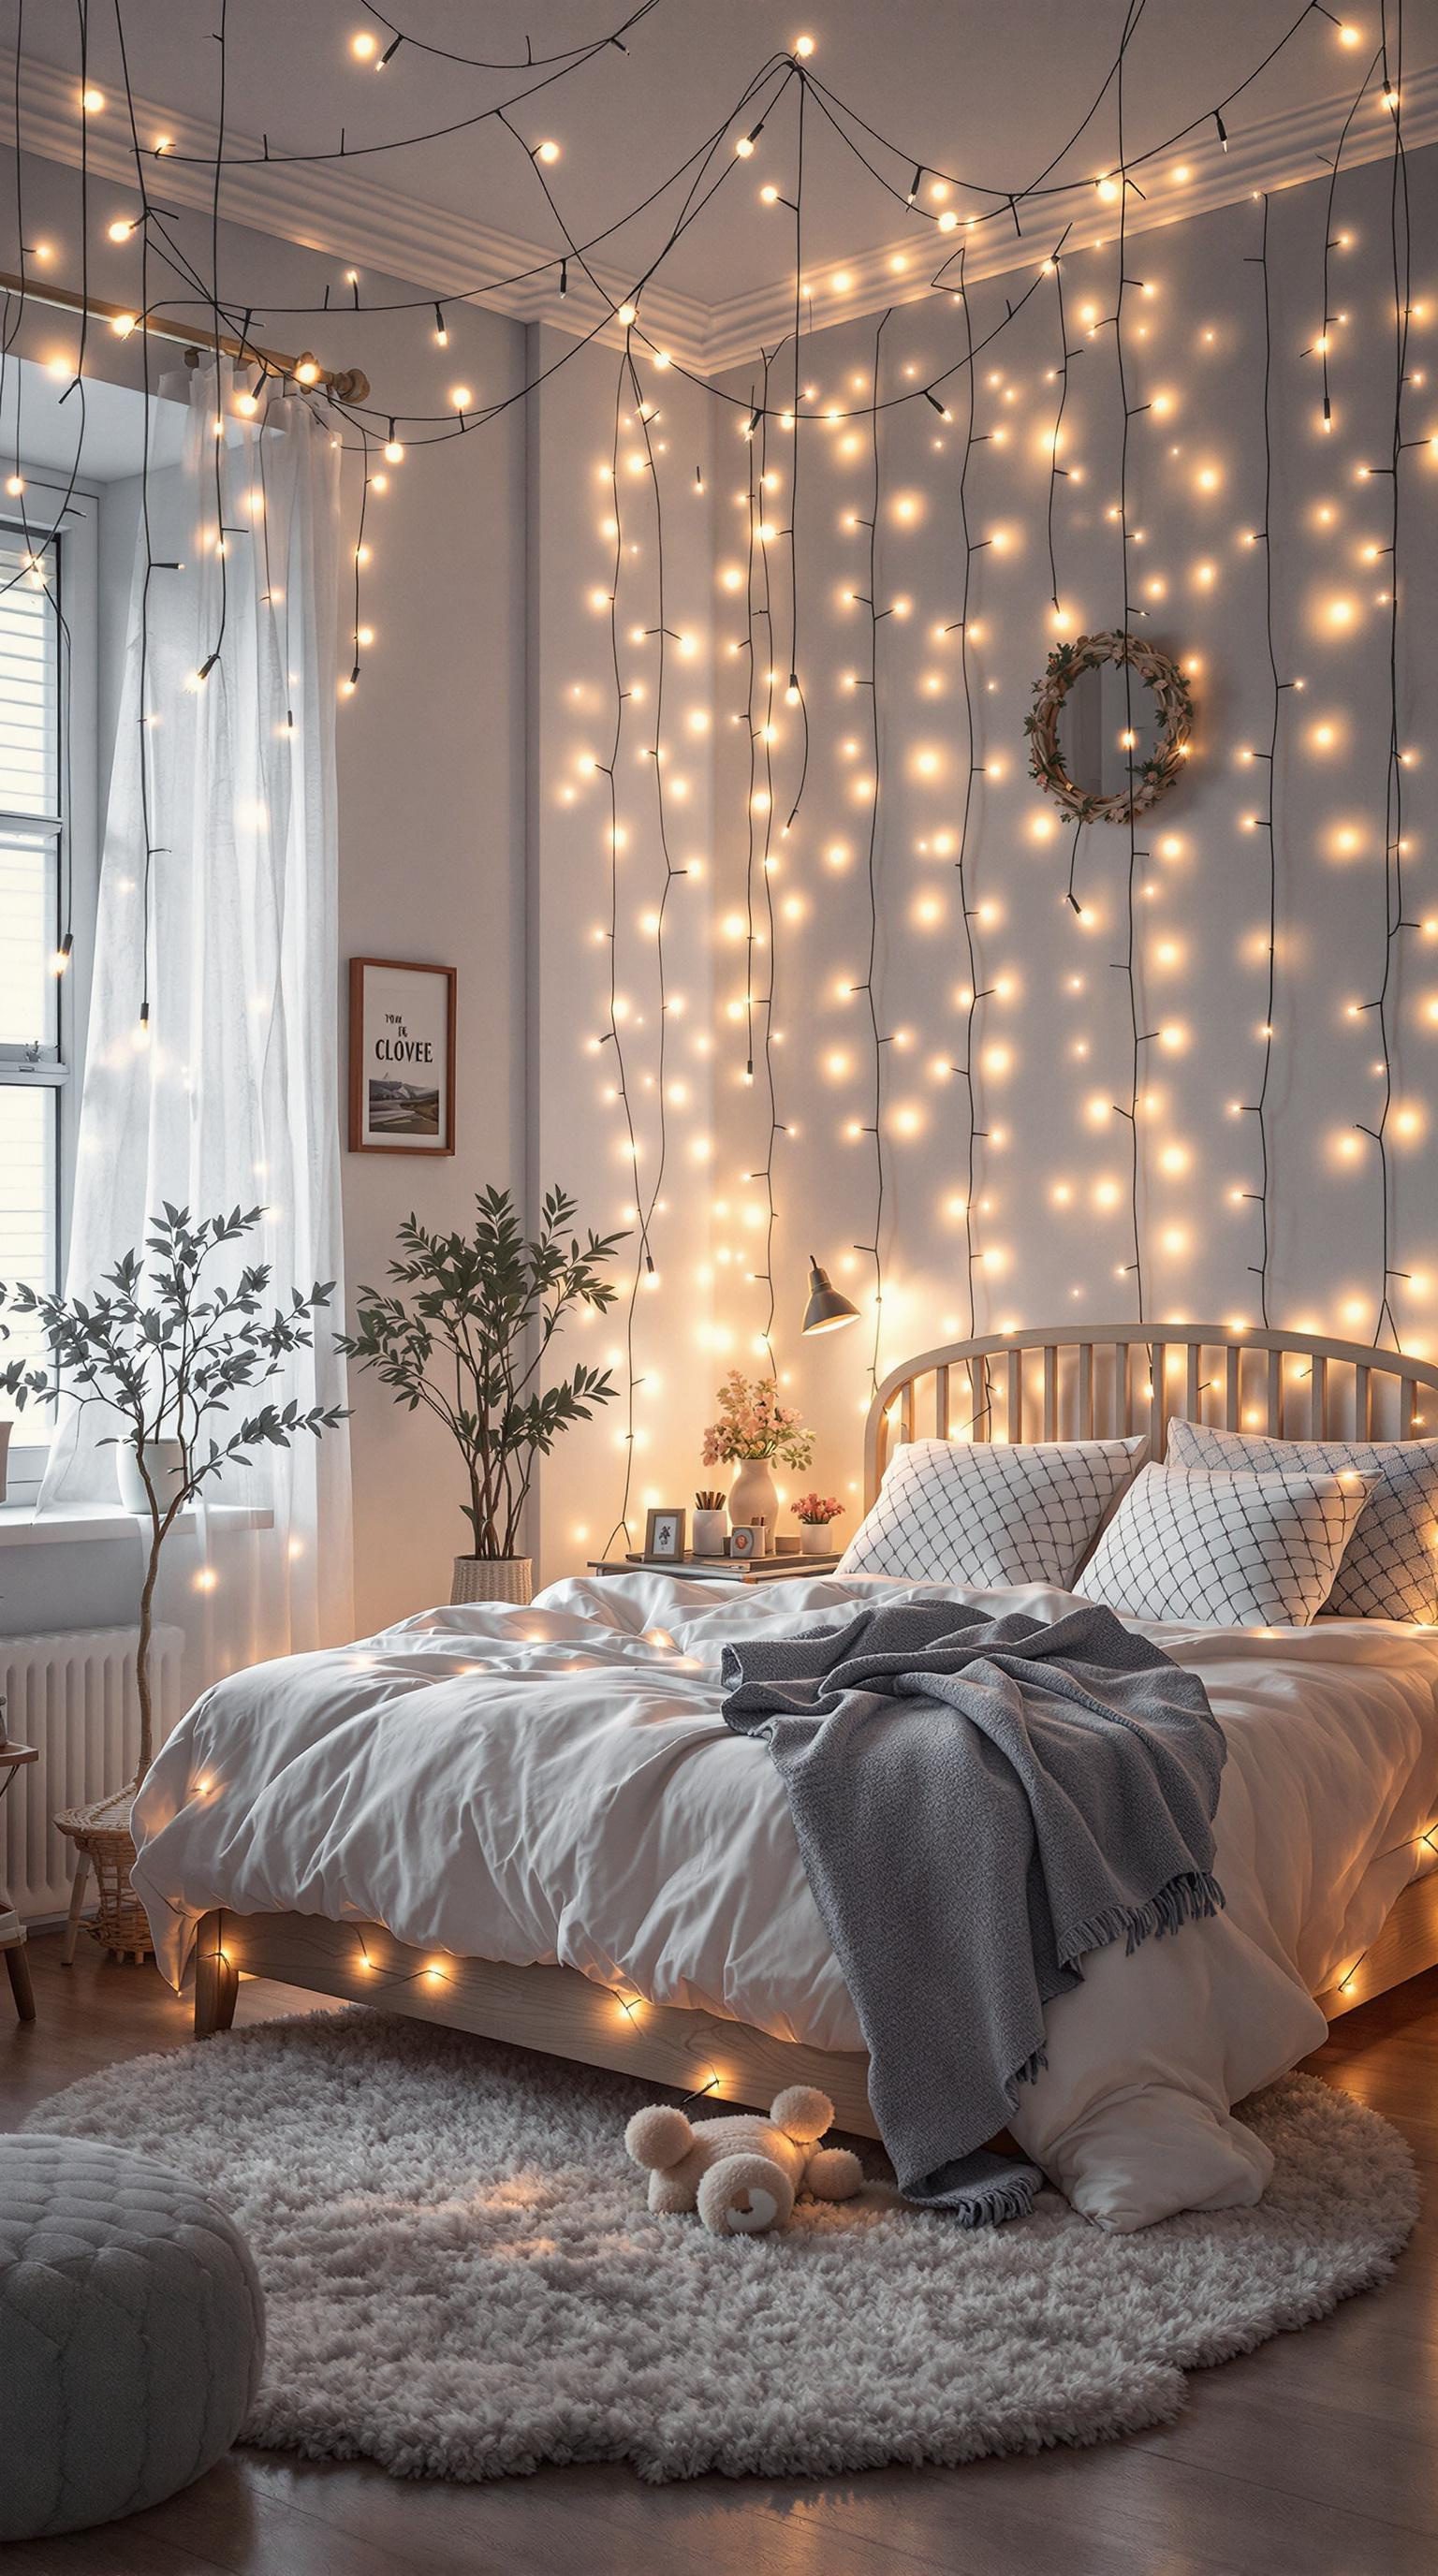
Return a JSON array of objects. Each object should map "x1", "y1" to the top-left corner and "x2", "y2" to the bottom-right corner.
[
  {"x1": 793, "y1": 1492, "x2": 845, "y2": 1557},
  {"x1": 701, "y1": 1370, "x2": 814, "y2": 1543}
]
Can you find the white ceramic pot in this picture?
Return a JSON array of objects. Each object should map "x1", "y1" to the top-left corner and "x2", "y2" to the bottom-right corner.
[
  {"x1": 800, "y1": 1521, "x2": 834, "y2": 1556},
  {"x1": 728, "y1": 1457, "x2": 778, "y2": 1544},
  {"x1": 115, "y1": 1439, "x2": 185, "y2": 1515},
  {"x1": 693, "y1": 1508, "x2": 727, "y2": 1558},
  {"x1": 451, "y1": 1556, "x2": 534, "y2": 1606}
]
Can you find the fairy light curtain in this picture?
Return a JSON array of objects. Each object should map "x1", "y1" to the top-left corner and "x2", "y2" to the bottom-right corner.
[{"x1": 40, "y1": 356, "x2": 352, "y2": 1656}]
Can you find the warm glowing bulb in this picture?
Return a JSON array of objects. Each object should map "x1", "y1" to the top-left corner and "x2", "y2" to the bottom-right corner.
[
  {"x1": 81, "y1": 85, "x2": 104, "y2": 112},
  {"x1": 536, "y1": 139, "x2": 560, "y2": 163},
  {"x1": 350, "y1": 30, "x2": 377, "y2": 58},
  {"x1": 107, "y1": 216, "x2": 134, "y2": 243},
  {"x1": 450, "y1": 384, "x2": 473, "y2": 409},
  {"x1": 794, "y1": 33, "x2": 814, "y2": 54},
  {"x1": 235, "y1": 389, "x2": 258, "y2": 417},
  {"x1": 5, "y1": 474, "x2": 22, "y2": 496},
  {"x1": 616, "y1": 302, "x2": 637, "y2": 327},
  {"x1": 937, "y1": 210, "x2": 959, "y2": 232},
  {"x1": 384, "y1": 437, "x2": 404, "y2": 462},
  {"x1": 735, "y1": 134, "x2": 755, "y2": 156},
  {"x1": 110, "y1": 312, "x2": 137, "y2": 338},
  {"x1": 759, "y1": 183, "x2": 779, "y2": 203},
  {"x1": 294, "y1": 355, "x2": 321, "y2": 386}
]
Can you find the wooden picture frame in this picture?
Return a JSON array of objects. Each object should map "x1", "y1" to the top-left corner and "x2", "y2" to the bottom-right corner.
[
  {"x1": 348, "y1": 958, "x2": 457, "y2": 1155},
  {"x1": 643, "y1": 1506, "x2": 686, "y2": 1562}
]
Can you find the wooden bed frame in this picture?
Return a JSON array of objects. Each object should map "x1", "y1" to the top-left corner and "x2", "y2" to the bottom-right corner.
[{"x1": 193, "y1": 1324, "x2": 1438, "y2": 2130}]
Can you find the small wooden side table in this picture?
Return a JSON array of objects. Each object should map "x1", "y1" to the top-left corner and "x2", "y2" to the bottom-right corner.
[{"x1": 0, "y1": 1743, "x2": 37, "y2": 2022}]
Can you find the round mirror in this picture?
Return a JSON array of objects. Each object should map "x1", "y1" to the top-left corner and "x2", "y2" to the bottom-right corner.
[{"x1": 1026, "y1": 630, "x2": 1195, "y2": 825}]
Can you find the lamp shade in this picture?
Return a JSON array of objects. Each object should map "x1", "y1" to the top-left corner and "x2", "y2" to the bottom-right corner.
[{"x1": 802, "y1": 1254, "x2": 861, "y2": 1337}]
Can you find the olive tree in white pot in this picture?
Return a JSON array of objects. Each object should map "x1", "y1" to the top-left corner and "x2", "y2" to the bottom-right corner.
[
  {"x1": 0, "y1": 1203, "x2": 347, "y2": 1958},
  {"x1": 338, "y1": 1183, "x2": 625, "y2": 1604}
]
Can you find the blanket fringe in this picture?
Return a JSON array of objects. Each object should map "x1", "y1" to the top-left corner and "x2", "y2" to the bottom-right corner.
[
  {"x1": 951, "y1": 2172, "x2": 1039, "y2": 2229},
  {"x1": 1066, "y1": 1869, "x2": 1225, "y2": 1968}
]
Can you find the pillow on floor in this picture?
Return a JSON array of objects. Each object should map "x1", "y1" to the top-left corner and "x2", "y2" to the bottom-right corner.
[
  {"x1": 837, "y1": 1435, "x2": 1147, "y2": 1589},
  {"x1": 1074, "y1": 1461, "x2": 1372, "y2": 1627},
  {"x1": 1167, "y1": 1416, "x2": 1438, "y2": 1624}
]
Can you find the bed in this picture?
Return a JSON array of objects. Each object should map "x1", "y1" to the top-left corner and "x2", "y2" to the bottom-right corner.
[{"x1": 134, "y1": 1322, "x2": 1438, "y2": 2229}]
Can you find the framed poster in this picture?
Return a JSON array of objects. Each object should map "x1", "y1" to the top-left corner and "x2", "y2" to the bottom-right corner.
[
  {"x1": 643, "y1": 1506, "x2": 686, "y2": 1563},
  {"x1": 348, "y1": 959, "x2": 456, "y2": 1155}
]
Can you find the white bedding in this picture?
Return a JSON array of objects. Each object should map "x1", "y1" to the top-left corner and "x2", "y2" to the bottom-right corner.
[{"x1": 132, "y1": 1573, "x2": 1438, "y2": 2232}]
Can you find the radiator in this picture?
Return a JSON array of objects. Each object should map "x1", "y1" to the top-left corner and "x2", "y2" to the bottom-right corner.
[{"x1": 0, "y1": 1627, "x2": 183, "y2": 1923}]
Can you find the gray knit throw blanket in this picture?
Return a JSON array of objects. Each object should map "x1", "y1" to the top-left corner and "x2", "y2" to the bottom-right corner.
[{"x1": 721, "y1": 1598, "x2": 1225, "y2": 2227}]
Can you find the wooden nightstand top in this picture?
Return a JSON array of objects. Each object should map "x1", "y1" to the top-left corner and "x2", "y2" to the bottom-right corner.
[{"x1": 586, "y1": 1553, "x2": 842, "y2": 1586}]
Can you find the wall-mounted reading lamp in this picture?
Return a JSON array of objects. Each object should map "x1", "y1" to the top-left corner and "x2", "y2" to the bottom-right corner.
[{"x1": 801, "y1": 1254, "x2": 861, "y2": 1337}]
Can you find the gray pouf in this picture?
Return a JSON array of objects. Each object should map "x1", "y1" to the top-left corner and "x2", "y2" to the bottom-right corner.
[{"x1": 0, "y1": 2132, "x2": 264, "y2": 2541}]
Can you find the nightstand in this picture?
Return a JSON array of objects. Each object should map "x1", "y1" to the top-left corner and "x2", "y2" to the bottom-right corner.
[
  {"x1": 587, "y1": 1552, "x2": 843, "y2": 1586},
  {"x1": 0, "y1": 1743, "x2": 37, "y2": 2022}
]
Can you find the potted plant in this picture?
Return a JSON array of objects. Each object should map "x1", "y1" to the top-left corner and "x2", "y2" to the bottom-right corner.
[
  {"x1": 0, "y1": 1203, "x2": 347, "y2": 1958},
  {"x1": 338, "y1": 1183, "x2": 624, "y2": 1604},
  {"x1": 794, "y1": 1492, "x2": 845, "y2": 1556},
  {"x1": 701, "y1": 1370, "x2": 814, "y2": 1544}
]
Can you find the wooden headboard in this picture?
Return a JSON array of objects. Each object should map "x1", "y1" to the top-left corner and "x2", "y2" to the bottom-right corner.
[{"x1": 863, "y1": 1325, "x2": 1438, "y2": 1509}]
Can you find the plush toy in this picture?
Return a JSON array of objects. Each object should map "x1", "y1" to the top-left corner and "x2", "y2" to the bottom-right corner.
[{"x1": 624, "y1": 2084, "x2": 864, "y2": 2235}]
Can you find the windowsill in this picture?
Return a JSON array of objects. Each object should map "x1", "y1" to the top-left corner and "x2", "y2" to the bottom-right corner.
[{"x1": 0, "y1": 1502, "x2": 275, "y2": 1548}]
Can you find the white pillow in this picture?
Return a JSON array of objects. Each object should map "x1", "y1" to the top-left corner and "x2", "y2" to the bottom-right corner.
[
  {"x1": 1167, "y1": 1416, "x2": 1438, "y2": 1625},
  {"x1": 837, "y1": 1435, "x2": 1147, "y2": 1589},
  {"x1": 1074, "y1": 1461, "x2": 1372, "y2": 1627}
]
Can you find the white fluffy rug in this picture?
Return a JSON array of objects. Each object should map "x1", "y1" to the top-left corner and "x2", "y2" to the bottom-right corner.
[{"x1": 30, "y1": 2010, "x2": 1416, "y2": 2484}]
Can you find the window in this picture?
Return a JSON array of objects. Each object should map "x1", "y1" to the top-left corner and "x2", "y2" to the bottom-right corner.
[
  {"x1": 0, "y1": 523, "x2": 62, "y2": 1362},
  {"x1": 0, "y1": 505, "x2": 95, "y2": 1481}
]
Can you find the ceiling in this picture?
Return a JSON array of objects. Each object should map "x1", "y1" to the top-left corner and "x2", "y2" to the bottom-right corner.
[{"x1": 11, "y1": 2, "x2": 1438, "y2": 370}]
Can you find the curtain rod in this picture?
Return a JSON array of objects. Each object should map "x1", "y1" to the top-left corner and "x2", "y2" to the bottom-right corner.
[{"x1": 0, "y1": 268, "x2": 370, "y2": 402}]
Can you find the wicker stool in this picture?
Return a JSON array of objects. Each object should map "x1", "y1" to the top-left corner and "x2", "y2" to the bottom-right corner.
[{"x1": 54, "y1": 1790, "x2": 153, "y2": 1965}]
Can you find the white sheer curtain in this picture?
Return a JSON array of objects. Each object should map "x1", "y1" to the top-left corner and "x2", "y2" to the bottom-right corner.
[{"x1": 42, "y1": 357, "x2": 353, "y2": 1655}]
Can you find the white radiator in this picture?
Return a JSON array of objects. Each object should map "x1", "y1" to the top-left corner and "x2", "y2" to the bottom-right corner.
[{"x1": 0, "y1": 1627, "x2": 183, "y2": 1923}]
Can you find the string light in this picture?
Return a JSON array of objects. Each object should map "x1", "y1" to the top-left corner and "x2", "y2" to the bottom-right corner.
[{"x1": 947, "y1": 247, "x2": 992, "y2": 1431}]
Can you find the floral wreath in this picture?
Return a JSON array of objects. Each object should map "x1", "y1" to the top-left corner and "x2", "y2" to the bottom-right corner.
[{"x1": 1024, "y1": 630, "x2": 1196, "y2": 825}]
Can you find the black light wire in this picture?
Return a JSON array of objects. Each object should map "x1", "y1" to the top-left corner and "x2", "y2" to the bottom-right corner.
[
  {"x1": 855, "y1": 310, "x2": 892, "y2": 1397},
  {"x1": 945, "y1": 248, "x2": 992, "y2": 1434},
  {"x1": 1355, "y1": 0, "x2": 1414, "y2": 1350}
]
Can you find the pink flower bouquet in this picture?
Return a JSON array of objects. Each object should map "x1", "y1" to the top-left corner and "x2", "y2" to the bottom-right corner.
[{"x1": 700, "y1": 1370, "x2": 814, "y2": 1471}]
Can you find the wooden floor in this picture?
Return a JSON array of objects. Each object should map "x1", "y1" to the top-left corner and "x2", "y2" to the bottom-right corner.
[{"x1": 2, "y1": 1933, "x2": 1434, "y2": 2576}]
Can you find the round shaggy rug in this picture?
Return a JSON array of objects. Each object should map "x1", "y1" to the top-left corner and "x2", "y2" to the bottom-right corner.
[{"x1": 29, "y1": 2011, "x2": 1416, "y2": 2485}]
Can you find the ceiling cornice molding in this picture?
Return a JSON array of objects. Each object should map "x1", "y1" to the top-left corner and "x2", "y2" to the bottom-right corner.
[
  {"x1": 698, "y1": 61, "x2": 1438, "y2": 371},
  {"x1": 6, "y1": 46, "x2": 1436, "y2": 380},
  {"x1": 0, "y1": 46, "x2": 712, "y2": 368}
]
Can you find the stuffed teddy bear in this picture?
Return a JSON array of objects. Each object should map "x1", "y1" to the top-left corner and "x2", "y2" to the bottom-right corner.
[{"x1": 624, "y1": 2084, "x2": 864, "y2": 2235}]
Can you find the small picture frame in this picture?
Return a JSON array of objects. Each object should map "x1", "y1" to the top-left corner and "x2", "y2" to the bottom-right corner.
[
  {"x1": 349, "y1": 958, "x2": 457, "y2": 1155},
  {"x1": 727, "y1": 1524, "x2": 759, "y2": 1561},
  {"x1": 643, "y1": 1506, "x2": 686, "y2": 1563}
]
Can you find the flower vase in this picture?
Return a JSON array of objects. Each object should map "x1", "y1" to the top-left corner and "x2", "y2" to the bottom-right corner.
[
  {"x1": 800, "y1": 1522, "x2": 832, "y2": 1556},
  {"x1": 728, "y1": 1458, "x2": 778, "y2": 1548}
]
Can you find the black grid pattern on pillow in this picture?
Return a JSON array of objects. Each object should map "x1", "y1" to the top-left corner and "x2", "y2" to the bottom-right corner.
[
  {"x1": 1167, "y1": 1416, "x2": 1438, "y2": 1625},
  {"x1": 837, "y1": 1436, "x2": 1147, "y2": 1589},
  {"x1": 1074, "y1": 1462, "x2": 1371, "y2": 1627}
]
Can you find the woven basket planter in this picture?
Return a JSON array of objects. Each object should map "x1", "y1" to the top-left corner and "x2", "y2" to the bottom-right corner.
[{"x1": 450, "y1": 1557, "x2": 534, "y2": 1607}]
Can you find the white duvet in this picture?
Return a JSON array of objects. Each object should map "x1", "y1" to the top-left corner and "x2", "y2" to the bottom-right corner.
[{"x1": 132, "y1": 1573, "x2": 1438, "y2": 2232}]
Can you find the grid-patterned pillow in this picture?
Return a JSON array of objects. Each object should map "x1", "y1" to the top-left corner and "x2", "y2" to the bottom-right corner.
[
  {"x1": 836, "y1": 1435, "x2": 1147, "y2": 1589},
  {"x1": 1074, "y1": 1461, "x2": 1372, "y2": 1627},
  {"x1": 1167, "y1": 1416, "x2": 1438, "y2": 1625}
]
